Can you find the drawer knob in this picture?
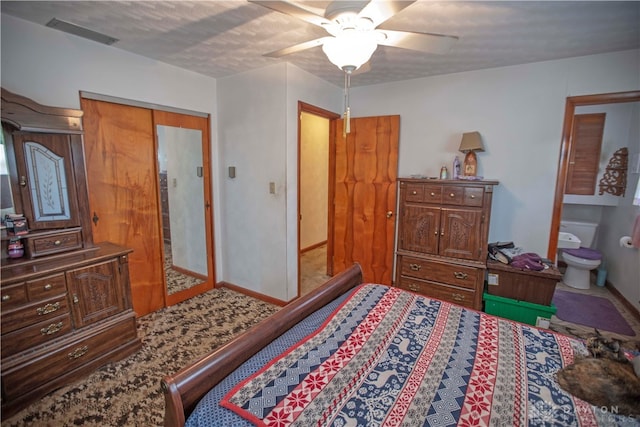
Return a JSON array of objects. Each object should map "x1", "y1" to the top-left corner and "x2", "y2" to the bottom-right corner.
[
  {"x1": 454, "y1": 272, "x2": 468, "y2": 279},
  {"x1": 452, "y1": 293, "x2": 465, "y2": 302},
  {"x1": 411, "y1": 191, "x2": 417, "y2": 195},
  {"x1": 41, "y1": 322, "x2": 64, "y2": 336},
  {"x1": 409, "y1": 263, "x2": 422, "y2": 271},
  {"x1": 36, "y1": 302, "x2": 60, "y2": 315},
  {"x1": 2, "y1": 295, "x2": 10, "y2": 302},
  {"x1": 68, "y1": 345, "x2": 89, "y2": 360},
  {"x1": 450, "y1": 193, "x2": 455, "y2": 197},
  {"x1": 54, "y1": 240, "x2": 62, "y2": 246},
  {"x1": 470, "y1": 195, "x2": 476, "y2": 199},
  {"x1": 430, "y1": 192, "x2": 435, "y2": 196},
  {"x1": 408, "y1": 284, "x2": 419, "y2": 292},
  {"x1": 44, "y1": 284, "x2": 53, "y2": 290}
]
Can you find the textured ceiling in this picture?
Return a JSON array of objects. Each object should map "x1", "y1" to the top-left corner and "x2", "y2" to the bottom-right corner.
[{"x1": 2, "y1": 1, "x2": 639, "y2": 87}]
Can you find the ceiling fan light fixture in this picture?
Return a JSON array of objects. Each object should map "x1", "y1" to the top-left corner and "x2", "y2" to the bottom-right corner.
[{"x1": 322, "y1": 30, "x2": 378, "y2": 71}]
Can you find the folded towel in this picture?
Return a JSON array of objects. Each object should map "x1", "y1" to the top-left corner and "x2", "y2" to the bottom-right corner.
[{"x1": 632, "y1": 214, "x2": 640, "y2": 248}]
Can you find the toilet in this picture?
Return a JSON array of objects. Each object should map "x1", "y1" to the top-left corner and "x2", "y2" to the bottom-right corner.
[{"x1": 559, "y1": 220, "x2": 602, "y2": 289}]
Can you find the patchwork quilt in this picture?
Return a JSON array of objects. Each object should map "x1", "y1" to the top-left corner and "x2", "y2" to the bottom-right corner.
[{"x1": 221, "y1": 284, "x2": 636, "y2": 426}]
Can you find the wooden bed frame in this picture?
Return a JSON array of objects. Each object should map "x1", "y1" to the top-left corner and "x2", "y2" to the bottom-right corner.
[{"x1": 161, "y1": 263, "x2": 364, "y2": 427}]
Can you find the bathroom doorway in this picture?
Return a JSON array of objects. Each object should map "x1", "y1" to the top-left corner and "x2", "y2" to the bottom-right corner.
[{"x1": 548, "y1": 90, "x2": 640, "y2": 259}]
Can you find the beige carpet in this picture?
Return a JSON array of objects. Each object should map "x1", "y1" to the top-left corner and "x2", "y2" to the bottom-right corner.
[{"x1": 4, "y1": 288, "x2": 278, "y2": 426}]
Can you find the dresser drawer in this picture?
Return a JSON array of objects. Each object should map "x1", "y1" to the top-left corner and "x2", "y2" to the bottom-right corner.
[
  {"x1": 1, "y1": 283, "x2": 27, "y2": 309},
  {"x1": 399, "y1": 256, "x2": 479, "y2": 290},
  {"x1": 441, "y1": 186, "x2": 464, "y2": 205},
  {"x1": 2, "y1": 317, "x2": 138, "y2": 400},
  {"x1": 27, "y1": 229, "x2": 83, "y2": 258},
  {"x1": 397, "y1": 276, "x2": 476, "y2": 309},
  {"x1": 1, "y1": 295, "x2": 69, "y2": 334},
  {"x1": 404, "y1": 183, "x2": 425, "y2": 202},
  {"x1": 422, "y1": 184, "x2": 442, "y2": 204},
  {"x1": 26, "y1": 273, "x2": 67, "y2": 301},
  {"x1": 463, "y1": 187, "x2": 484, "y2": 207},
  {"x1": 1, "y1": 314, "x2": 72, "y2": 358}
]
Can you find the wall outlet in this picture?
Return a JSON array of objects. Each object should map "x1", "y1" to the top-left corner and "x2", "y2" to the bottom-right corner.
[
  {"x1": 269, "y1": 182, "x2": 276, "y2": 194},
  {"x1": 536, "y1": 317, "x2": 550, "y2": 329}
]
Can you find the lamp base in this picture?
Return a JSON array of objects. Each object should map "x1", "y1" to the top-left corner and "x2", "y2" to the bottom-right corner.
[{"x1": 463, "y1": 151, "x2": 478, "y2": 176}]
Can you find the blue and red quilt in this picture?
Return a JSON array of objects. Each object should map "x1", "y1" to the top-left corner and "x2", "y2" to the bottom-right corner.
[{"x1": 221, "y1": 284, "x2": 634, "y2": 426}]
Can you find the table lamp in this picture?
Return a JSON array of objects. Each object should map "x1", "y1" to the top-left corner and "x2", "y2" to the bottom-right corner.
[{"x1": 459, "y1": 132, "x2": 484, "y2": 177}]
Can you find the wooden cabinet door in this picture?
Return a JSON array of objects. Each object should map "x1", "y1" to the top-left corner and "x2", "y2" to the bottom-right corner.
[
  {"x1": 81, "y1": 99, "x2": 164, "y2": 317},
  {"x1": 398, "y1": 204, "x2": 440, "y2": 255},
  {"x1": 11, "y1": 133, "x2": 81, "y2": 230},
  {"x1": 439, "y1": 208, "x2": 482, "y2": 260},
  {"x1": 66, "y1": 259, "x2": 125, "y2": 328}
]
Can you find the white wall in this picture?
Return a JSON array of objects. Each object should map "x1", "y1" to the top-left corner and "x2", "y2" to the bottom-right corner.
[
  {"x1": 598, "y1": 101, "x2": 640, "y2": 311},
  {"x1": 300, "y1": 112, "x2": 329, "y2": 250},
  {"x1": 217, "y1": 63, "x2": 340, "y2": 301},
  {"x1": 349, "y1": 50, "x2": 640, "y2": 258}
]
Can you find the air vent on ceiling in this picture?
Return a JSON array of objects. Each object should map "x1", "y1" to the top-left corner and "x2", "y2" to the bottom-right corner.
[{"x1": 46, "y1": 18, "x2": 118, "y2": 45}]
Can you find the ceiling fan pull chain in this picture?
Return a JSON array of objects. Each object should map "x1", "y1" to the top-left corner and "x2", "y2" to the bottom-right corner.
[{"x1": 343, "y1": 70, "x2": 351, "y2": 136}]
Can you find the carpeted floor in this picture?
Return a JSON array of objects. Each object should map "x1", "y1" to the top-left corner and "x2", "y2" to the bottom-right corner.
[{"x1": 4, "y1": 287, "x2": 279, "y2": 426}]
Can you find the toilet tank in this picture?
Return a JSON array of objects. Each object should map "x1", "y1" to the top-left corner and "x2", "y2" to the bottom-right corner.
[{"x1": 560, "y1": 220, "x2": 598, "y2": 247}]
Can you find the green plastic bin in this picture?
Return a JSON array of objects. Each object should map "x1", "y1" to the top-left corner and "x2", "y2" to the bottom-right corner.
[{"x1": 483, "y1": 292, "x2": 556, "y2": 326}]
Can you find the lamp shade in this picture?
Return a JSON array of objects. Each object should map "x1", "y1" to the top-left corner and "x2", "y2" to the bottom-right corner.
[
  {"x1": 459, "y1": 131, "x2": 485, "y2": 153},
  {"x1": 322, "y1": 30, "x2": 378, "y2": 71}
]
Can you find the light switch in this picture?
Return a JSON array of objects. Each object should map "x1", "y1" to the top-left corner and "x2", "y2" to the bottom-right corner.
[
  {"x1": 228, "y1": 166, "x2": 236, "y2": 178},
  {"x1": 269, "y1": 182, "x2": 276, "y2": 194}
]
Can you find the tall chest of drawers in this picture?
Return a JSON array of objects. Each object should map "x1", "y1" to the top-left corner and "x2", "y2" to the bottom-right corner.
[{"x1": 395, "y1": 178, "x2": 498, "y2": 310}]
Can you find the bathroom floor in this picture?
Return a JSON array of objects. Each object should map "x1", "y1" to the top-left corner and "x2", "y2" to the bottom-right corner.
[{"x1": 549, "y1": 272, "x2": 640, "y2": 347}]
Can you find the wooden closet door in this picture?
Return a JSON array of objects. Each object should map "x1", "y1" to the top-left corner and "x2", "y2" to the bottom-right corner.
[{"x1": 81, "y1": 99, "x2": 164, "y2": 316}]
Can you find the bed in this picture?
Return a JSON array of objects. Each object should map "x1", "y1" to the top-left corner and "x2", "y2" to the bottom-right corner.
[{"x1": 161, "y1": 264, "x2": 637, "y2": 426}]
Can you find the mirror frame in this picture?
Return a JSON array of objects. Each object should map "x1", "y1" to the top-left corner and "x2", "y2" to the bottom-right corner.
[
  {"x1": 547, "y1": 90, "x2": 640, "y2": 260},
  {"x1": 153, "y1": 110, "x2": 215, "y2": 307}
]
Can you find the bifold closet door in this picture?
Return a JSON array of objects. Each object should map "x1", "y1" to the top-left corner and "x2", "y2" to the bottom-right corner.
[{"x1": 81, "y1": 99, "x2": 165, "y2": 316}]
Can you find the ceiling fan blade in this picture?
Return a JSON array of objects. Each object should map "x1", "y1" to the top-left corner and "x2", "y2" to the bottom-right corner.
[
  {"x1": 264, "y1": 36, "x2": 333, "y2": 58},
  {"x1": 358, "y1": 1, "x2": 416, "y2": 27},
  {"x1": 378, "y1": 30, "x2": 458, "y2": 54},
  {"x1": 249, "y1": 0, "x2": 332, "y2": 28}
]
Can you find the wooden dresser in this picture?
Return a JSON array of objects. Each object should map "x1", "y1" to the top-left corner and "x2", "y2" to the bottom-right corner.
[
  {"x1": 0, "y1": 89, "x2": 141, "y2": 419},
  {"x1": 395, "y1": 178, "x2": 498, "y2": 310}
]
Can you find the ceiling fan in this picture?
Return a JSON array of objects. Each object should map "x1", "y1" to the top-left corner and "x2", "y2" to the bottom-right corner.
[{"x1": 250, "y1": 0, "x2": 459, "y2": 72}]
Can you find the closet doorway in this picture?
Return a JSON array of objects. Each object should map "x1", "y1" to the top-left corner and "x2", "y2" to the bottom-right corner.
[{"x1": 81, "y1": 94, "x2": 214, "y2": 316}]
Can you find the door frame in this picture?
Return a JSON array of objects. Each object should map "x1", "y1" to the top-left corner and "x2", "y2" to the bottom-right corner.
[
  {"x1": 297, "y1": 101, "x2": 340, "y2": 297},
  {"x1": 547, "y1": 90, "x2": 640, "y2": 260}
]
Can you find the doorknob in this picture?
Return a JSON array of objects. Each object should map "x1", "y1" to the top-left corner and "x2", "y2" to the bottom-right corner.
[{"x1": 386, "y1": 211, "x2": 393, "y2": 218}]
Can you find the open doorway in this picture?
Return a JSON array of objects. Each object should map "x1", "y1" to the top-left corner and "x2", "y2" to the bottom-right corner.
[{"x1": 298, "y1": 102, "x2": 340, "y2": 297}]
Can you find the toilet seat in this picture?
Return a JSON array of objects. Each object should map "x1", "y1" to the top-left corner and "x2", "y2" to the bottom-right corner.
[{"x1": 562, "y1": 247, "x2": 602, "y2": 261}]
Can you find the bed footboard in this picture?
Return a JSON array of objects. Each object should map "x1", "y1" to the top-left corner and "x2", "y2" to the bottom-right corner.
[{"x1": 161, "y1": 263, "x2": 364, "y2": 427}]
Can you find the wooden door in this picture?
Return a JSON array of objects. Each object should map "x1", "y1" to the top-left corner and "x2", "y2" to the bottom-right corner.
[
  {"x1": 81, "y1": 99, "x2": 164, "y2": 317},
  {"x1": 439, "y1": 208, "x2": 481, "y2": 260},
  {"x1": 331, "y1": 115, "x2": 399, "y2": 284}
]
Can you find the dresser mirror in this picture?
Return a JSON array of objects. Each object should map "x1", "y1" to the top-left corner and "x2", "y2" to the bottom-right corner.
[
  {"x1": 156, "y1": 125, "x2": 208, "y2": 295},
  {"x1": 0, "y1": 134, "x2": 17, "y2": 219}
]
